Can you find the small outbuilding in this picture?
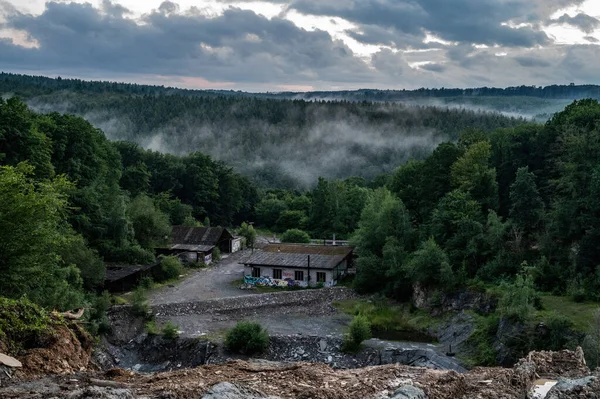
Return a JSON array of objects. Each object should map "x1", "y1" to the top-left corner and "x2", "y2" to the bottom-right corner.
[
  {"x1": 240, "y1": 244, "x2": 353, "y2": 288},
  {"x1": 158, "y1": 226, "x2": 240, "y2": 264},
  {"x1": 104, "y1": 262, "x2": 161, "y2": 293}
]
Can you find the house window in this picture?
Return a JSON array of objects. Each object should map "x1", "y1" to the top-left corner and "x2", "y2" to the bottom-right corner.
[
  {"x1": 317, "y1": 272, "x2": 326, "y2": 283},
  {"x1": 273, "y1": 269, "x2": 282, "y2": 279},
  {"x1": 294, "y1": 270, "x2": 304, "y2": 281},
  {"x1": 252, "y1": 267, "x2": 261, "y2": 278}
]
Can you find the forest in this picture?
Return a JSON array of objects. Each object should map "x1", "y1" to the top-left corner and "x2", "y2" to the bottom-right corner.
[
  {"x1": 4, "y1": 74, "x2": 600, "y2": 365},
  {"x1": 1, "y1": 73, "x2": 534, "y2": 188}
]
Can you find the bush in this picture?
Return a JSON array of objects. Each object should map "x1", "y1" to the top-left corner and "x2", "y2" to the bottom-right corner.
[
  {"x1": 281, "y1": 229, "x2": 311, "y2": 244},
  {"x1": 139, "y1": 276, "x2": 154, "y2": 289},
  {"x1": 212, "y1": 247, "x2": 222, "y2": 262},
  {"x1": 153, "y1": 256, "x2": 183, "y2": 282},
  {"x1": 162, "y1": 322, "x2": 179, "y2": 339},
  {"x1": 343, "y1": 315, "x2": 371, "y2": 352},
  {"x1": 86, "y1": 291, "x2": 111, "y2": 336},
  {"x1": 131, "y1": 287, "x2": 150, "y2": 318},
  {"x1": 145, "y1": 320, "x2": 159, "y2": 335},
  {"x1": 498, "y1": 273, "x2": 537, "y2": 322},
  {"x1": 225, "y1": 321, "x2": 270, "y2": 355}
]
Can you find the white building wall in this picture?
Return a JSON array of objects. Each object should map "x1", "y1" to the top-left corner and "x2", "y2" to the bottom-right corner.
[{"x1": 244, "y1": 265, "x2": 335, "y2": 286}]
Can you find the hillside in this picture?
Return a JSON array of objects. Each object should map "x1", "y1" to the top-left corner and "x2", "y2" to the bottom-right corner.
[{"x1": 1, "y1": 73, "x2": 532, "y2": 188}]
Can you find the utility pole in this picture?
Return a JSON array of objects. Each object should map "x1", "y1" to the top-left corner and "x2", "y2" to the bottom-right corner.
[{"x1": 307, "y1": 255, "x2": 311, "y2": 287}]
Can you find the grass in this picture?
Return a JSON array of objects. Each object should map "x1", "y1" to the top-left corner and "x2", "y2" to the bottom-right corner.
[
  {"x1": 334, "y1": 298, "x2": 442, "y2": 334},
  {"x1": 536, "y1": 295, "x2": 600, "y2": 333}
]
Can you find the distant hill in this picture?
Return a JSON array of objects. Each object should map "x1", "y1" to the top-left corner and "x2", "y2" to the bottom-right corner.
[{"x1": 0, "y1": 72, "x2": 559, "y2": 188}]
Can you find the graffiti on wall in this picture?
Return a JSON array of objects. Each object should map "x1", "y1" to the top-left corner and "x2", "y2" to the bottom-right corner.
[
  {"x1": 243, "y1": 275, "x2": 336, "y2": 288},
  {"x1": 244, "y1": 275, "x2": 308, "y2": 288}
]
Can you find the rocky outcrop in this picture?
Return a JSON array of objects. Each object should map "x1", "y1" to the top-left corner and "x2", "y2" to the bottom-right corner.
[{"x1": 412, "y1": 285, "x2": 497, "y2": 315}]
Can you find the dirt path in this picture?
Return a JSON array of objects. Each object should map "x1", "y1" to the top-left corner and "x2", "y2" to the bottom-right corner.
[{"x1": 149, "y1": 250, "x2": 256, "y2": 305}]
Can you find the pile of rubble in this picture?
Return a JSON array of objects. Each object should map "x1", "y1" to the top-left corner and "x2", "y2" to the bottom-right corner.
[{"x1": 2, "y1": 348, "x2": 598, "y2": 399}]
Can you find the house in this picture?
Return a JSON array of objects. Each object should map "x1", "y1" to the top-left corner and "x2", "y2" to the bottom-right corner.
[
  {"x1": 104, "y1": 262, "x2": 161, "y2": 293},
  {"x1": 240, "y1": 244, "x2": 353, "y2": 288},
  {"x1": 158, "y1": 226, "x2": 240, "y2": 264}
]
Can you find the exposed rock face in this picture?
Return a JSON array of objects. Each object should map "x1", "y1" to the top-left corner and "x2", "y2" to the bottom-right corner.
[
  {"x1": 379, "y1": 348, "x2": 466, "y2": 373},
  {"x1": 411, "y1": 285, "x2": 496, "y2": 315}
]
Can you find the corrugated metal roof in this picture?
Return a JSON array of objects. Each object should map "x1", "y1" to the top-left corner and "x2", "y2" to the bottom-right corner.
[
  {"x1": 171, "y1": 226, "x2": 233, "y2": 246},
  {"x1": 241, "y1": 249, "x2": 352, "y2": 270},
  {"x1": 262, "y1": 244, "x2": 353, "y2": 256},
  {"x1": 170, "y1": 244, "x2": 214, "y2": 252}
]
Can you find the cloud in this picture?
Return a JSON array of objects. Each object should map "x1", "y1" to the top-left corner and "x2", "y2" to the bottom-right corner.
[
  {"x1": 0, "y1": 1, "x2": 373, "y2": 86},
  {"x1": 552, "y1": 13, "x2": 600, "y2": 33},
  {"x1": 0, "y1": 0, "x2": 600, "y2": 90}
]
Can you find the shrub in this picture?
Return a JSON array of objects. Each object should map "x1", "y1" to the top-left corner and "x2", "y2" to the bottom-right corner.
[
  {"x1": 139, "y1": 276, "x2": 154, "y2": 289},
  {"x1": 86, "y1": 291, "x2": 112, "y2": 336},
  {"x1": 145, "y1": 320, "x2": 159, "y2": 335},
  {"x1": 162, "y1": 322, "x2": 179, "y2": 339},
  {"x1": 153, "y1": 256, "x2": 183, "y2": 282},
  {"x1": 343, "y1": 315, "x2": 371, "y2": 352},
  {"x1": 213, "y1": 247, "x2": 222, "y2": 262},
  {"x1": 225, "y1": 321, "x2": 270, "y2": 355},
  {"x1": 281, "y1": 229, "x2": 311, "y2": 243},
  {"x1": 131, "y1": 287, "x2": 150, "y2": 318},
  {"x1": 498, "y1": 273, "x2": 537, "y2": 322}
]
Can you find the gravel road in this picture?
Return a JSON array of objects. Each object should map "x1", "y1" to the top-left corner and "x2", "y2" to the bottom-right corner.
[{"x1": 149, "y1": 249, "x2": 256, "y2": 305}]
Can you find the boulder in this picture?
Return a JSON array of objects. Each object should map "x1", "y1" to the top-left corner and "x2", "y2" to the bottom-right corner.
[
  {"x1": 201, "y1": 382, "x2": 280, "y2": 399},
  {"x1": 0, "y1": 353, "x2": 22, "y2": 368},
  {"x1": 545, "y1": 376, "x2": 597, "y2": 399},
  {"x1": 390, "y1": 385, "x2": 427, "y2": 399}
]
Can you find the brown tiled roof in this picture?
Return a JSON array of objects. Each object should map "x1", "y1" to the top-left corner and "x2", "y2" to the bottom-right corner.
[
  {"x1": 240, "y1": 244, "x2": 353, "y2": 270},
  {"x1": 171, "y1": 226, "x2": 233, "y2": 246}
]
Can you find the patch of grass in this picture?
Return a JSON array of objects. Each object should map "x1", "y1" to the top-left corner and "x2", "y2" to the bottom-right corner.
[
  {"x1": 145, "y1": 320, "x2": 159, "y2": 335},
  {"x1": 334, "y1": 298, "x2": 442, "y2": 334},
  {"x1": 112, "y1": 296, "x2": 128, "y2": 305},
  {"x1": 536, "y1": 295, "x2": 600, "y2": 333}
]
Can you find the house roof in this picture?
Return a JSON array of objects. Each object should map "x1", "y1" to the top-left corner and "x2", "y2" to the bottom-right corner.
[
  {"x1": 241, "y1": 244, "x2": 353, "y2": 270},
  {"x1": 171, "y1": 226, "x2": 233, "y2": 246},
  {"x1": 170, "y1": 243, "x2": 215, "y2": 252}
]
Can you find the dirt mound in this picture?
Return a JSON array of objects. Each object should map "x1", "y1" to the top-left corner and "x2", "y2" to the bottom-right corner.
[
  {"x1": 522, "y1": 347, "x2": 589, "y2": 378},
  {"x1": 0, "y1": 349, "x2": 591, "y2": 398},
  {"x1": 16, "y1": 322, "x2": 94, "y2": 378}
]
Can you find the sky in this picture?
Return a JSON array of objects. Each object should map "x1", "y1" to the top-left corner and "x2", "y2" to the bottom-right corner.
[{"x1": 0, "y1": 0, "x2": 599, "y2": 91}]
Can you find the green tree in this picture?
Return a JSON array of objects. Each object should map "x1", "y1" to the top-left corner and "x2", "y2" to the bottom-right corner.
[
  {"x1": 281, "y1": 229, "x2": 311, "y2": 243},
  {"x1": 127, "y1": 194, "x2": 171, "y2": 249},
  {"x1": 276, "y1": 210, "x2": 307, "y2": 232},
  {"x1": 255, "y1": 197, "x2": 287, "y2": 228},
  {"x1": 509, "y1": 167, "x2": 544, "y2": 234},
  {"x1": 0, "y1": 164, "x2": 85, "y2": 310},
  {"x1": 451, "y1": 141, "x2": 499, "y2": 211},
  {"x1": 404, "y1": 238, "x2": 453, "y2": 289},
  {"x1": 238, "y1": 222, "x2": 257, "y2": 250}
]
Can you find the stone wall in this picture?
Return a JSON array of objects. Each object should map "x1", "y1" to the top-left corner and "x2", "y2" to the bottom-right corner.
[{"x1": 111, "y1": 287, "x2": 359, "y2": 319}]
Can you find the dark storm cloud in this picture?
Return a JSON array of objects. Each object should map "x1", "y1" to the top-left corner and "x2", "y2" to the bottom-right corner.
[
  {"x1": 420, "y1": 63, "x2": 446, "y2": 73},
  {"x1": 283, "y1": 0, "x2": 555, "y2": 48},
  {"x1": 0, "y1": 1, "x2": 372, "y2": 85},
  {"x1": 552, "y1": 13, "x2": 600, "y2": 33}
]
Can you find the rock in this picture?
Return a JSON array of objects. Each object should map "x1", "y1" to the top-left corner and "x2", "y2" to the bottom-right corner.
[
  {"x1": 327, "y1": 356, "x2": 333, "y2": 363},
  {"x1": 391, "y1": 385, "x2": 427, "y2": 399},
  {"x1": 380, "y1": 348, "x2": 466, "y2": 373},
  {"x1": 0, "y1": 353, "x2": 22, "y2": 368},
  {"x1": 545, "y1": 376, "x2": 597, "y2": 399},
  {"x1": 201, "y1": 382, "x2": 280, "y2": 399},
  {"x1": 66, "y1": 386, "x2": 135, "y2": 399},
  {"x1": 319, "y1": 339, "x2": 328, "y2": 351}
]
